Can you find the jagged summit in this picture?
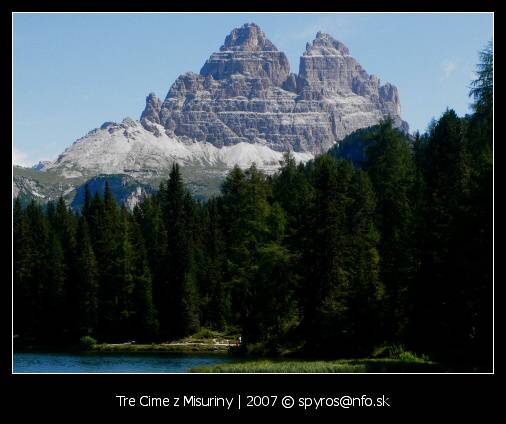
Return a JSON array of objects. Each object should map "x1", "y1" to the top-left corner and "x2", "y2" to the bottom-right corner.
[
  {"x1": 304, "y1": 32, "x2": 350, "y2": 56},
  {"x1": 140, "y1": 92, "x2": 162, "y2": 125},
  {"x1": 200, "y1": 23, "x2": 290, "y2": 85},
  {"x1": 220, "y1": 23, "x2": 278, "y2": 52}
]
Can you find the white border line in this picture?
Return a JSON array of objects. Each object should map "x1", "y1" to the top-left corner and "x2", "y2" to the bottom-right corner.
[{"x1": 11, "y1": 10, "x2": 494, "y2": 375}]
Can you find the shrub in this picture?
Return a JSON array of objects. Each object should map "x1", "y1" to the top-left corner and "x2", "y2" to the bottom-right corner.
[
  {"x1": 191, "y1": 328, "x2": 218, "y2": 339},
  {"x1": 385, "y1": 343, "x2": 429, "y2": 362},
  {"x1": 79, "y1": 335, "x2": 97, "y2": 350}
]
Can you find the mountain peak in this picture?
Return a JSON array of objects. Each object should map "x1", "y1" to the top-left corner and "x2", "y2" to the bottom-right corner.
[
  {"x1": 220, "y1": 23, "x2": 277, "y2": 52},
  {"x1": 140, "y1": 92, "x2": 162, "y2": 125},
  {"x1": 200, "y1": 23, "x2": 289, "y2": 85},
  {"x1": 305, "y1": 32, "x2": 350, "y2": 56}
]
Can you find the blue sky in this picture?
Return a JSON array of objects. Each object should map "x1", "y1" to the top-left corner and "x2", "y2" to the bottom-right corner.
[{"x1": 13, "y1": 12, "x2": 493, "y2": 166}]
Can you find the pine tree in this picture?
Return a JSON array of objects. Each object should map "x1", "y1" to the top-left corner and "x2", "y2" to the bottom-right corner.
[
  {"x1": 364, "y1": 120, "x2": 416, "y2": 341},
  {"x1": 470, "y1": 41, "x2": 493, "y2": 118},
  {"x1": 110, "y1": 207, "x2": 136, "y2": 341},
  {"x1": 75, "y1": 217, "x2": 99, "y2": 337},
  {"x1": 129, "y1": 215, "x2": 159, "y2": 341},
  {"x1": 346, "y1": 170, "x2": 384, "y2": 355},
  {"x1": 54, "y1": 196, "x2": 78, "y2": 340},
  {"x1": 13, "y1": 198, "x2": 34, "y2": 338},
  {"x1": 82, "y1": 183, "x2": 92, "y2": 222},
  {"x1": 463, "y1": 45, "x2": 493, "y2": 366},
  {"x1": 42, "y1": 232, "x2": 67, "y2": 342},
  {"x1": 197, "y1": 198, "x2": 228, "y2": 330},
  {"x1": 24, "y1": 200, "x2": 50, "y2": 339},
  {"x1": 251, "y1": 202, "x2": 300, "y2": 354},
  {"x1": 220, "y1": 164, "x2": 275, "y2": 342},
  {"x1": 134, "y1": 196, "x2": 168, "y2": 340},
  {"x1": 93, "y1": 182, "x2": 122, "y2": 341},
  {"x1": 300, "y1": 156, "x2": 352, "y2": 356},
  {"x1": 163, "y1": 164, "x2": 200, "y2": 338},
  {"x1": 411, "y1": 109, "x2": 473, "y2": 361}
]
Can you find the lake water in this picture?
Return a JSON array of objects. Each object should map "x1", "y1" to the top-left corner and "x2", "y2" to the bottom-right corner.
[{"x1": 13, "y1": 352, "x2": 237, "y2": 373}]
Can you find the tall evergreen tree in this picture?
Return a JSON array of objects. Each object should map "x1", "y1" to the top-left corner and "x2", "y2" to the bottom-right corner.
[
  {"x1": 345, "y1": 170, "x2": 384, "y2": 355},
  {"x1": 75, "y1": 217, "x2": 99, "y2": 338},
  {"x1": 24, "y1": 200, "x2": 51, "y2": 339},
  {"x1": 364, "y1": 120, "x2": 416, "y2": 341},
  {"x1": 300, "y1": 156, "x2": 353, "y2": 356},
  {"x1": 163, "y1": 164, "x2": 200, "y2": 338},
  {"x1": 134, "y1": 196, "x2": 168, "y2": 340},
  {"x1": 42, "y1": 232, "x2": 67, "y2": 342},
  {"x1": 13, "y1": 198, "x2": 34, "y2": 338},
  {"x1": 411, "y1": 109, "x2": 474, "y2": 361},
  {"x1": 129, "y1": 215, "x2": 159, "y2": 341},
  {"x1": 197, "y1": 198, "x2": 228, "y2": 330}
]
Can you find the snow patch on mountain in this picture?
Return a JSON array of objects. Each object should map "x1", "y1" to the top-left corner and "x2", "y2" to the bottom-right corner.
[{"x1": 39, "y1": 119, "x2": 314, "y2": 178}]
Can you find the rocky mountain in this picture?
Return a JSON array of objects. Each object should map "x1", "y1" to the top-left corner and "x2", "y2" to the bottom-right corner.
[{"x1": 17, "y1": 22, "x2": 409, "y2": 205}]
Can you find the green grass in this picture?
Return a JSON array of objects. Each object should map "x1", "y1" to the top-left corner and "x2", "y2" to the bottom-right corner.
[{"x1": 190, "y1": 358, "x2": 443, "y2": 373}]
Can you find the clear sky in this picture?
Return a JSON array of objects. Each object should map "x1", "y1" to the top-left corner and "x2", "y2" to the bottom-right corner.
[{"x1": 13, "y1": 12, "x2": 493, "y2": 167}]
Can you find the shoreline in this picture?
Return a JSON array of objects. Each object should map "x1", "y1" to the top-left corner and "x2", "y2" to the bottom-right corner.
[{"x1": 14, "y1": 341, "x2": 235, "y2": 355}]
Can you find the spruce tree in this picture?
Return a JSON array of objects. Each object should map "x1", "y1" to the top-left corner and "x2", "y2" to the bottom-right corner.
[
  {"x1": 13, "y1": 198, "x2": 34, "y2": 338},
  {"x1": 134, "y1": 196, "x2": 168, "y2": 339},
  {"x1": 75, "y1": 217, "x2": 99, "y2": 337},
  {"x1": 42, "y1": 232, "x2": 67, "y2": 342},
  {"x1": 364, "y1": 120, "x2": 416, "y2": 341},
  {"x1": 411, "y1": 109, "x2": 473, "y2": 361},
  {"x1": 346, "y1": 170, "x2": 384, "y2": 355},
  {"x1": 163, "y1": 164, "x2": 200, "y2": 338},
  {"x1": 129, "y1": 215, "x2": 159, "y2": 341},
  {"x1": 300, "y1": 156, "x2": 352, "y2": 356}
]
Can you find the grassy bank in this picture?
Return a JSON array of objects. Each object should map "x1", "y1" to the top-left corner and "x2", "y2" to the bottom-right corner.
[
  {"x1": 190, "y1": 358, "x2": 444, "y2": 373},
  {"x1": 92, "y1": 341, "x2": 230, "y2": 354},
  {"x1": 90, "y1": 328, "x2": 239, "y2": 354}
]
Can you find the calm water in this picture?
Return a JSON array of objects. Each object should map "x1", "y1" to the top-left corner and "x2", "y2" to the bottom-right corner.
[{"x1": 13, "y1": 352, "x2": 237, "y2": 373}]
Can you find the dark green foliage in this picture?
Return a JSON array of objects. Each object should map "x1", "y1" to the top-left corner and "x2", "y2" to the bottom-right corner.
[
  {"x1": 161, "y1": 164, "x2": 200, "y2": 338},
  {"x1": 364, "y1": 120, "x2": 416, "y2": 340},
  {"x1": 13, "y1": 198, "x2": 34, "y2": 337},
  {"x1": 128, "y1": 215, "x2": 159, "y2": 341},
  {"x1": 470, "y1": 41, "x2": 493, "y2": 118},
  {"x1": 328, "y1": 125, "x2": 381, "y2": 168},
  {"x1": 346, "y1": 171, "x2": 384, "y2": 355},
  {"x1": 196, "y1": 198, "x2": 228, "y2": 330},
  {"x1": 75, "y1": 217, "x2": 98, "y2": 337},
  {"x1": 300, "y1": 156, "x2": 353, "y2": 356}
]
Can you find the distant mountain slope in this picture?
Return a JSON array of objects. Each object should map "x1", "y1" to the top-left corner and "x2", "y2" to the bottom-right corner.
[
  {"x1": 328, "y1": 124, "x2": 413, "y2": 168},
  {"x1": 71, "y1": 174, "x2": 154, "y2": 210}
]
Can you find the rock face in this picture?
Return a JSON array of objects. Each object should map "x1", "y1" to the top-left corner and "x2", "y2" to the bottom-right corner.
[
  {"x1": 148, "y1": 23, "x2": 408, "y2": 156},
  {"x1": 200, "y1": 23, "x2": 290, "y2": 86}
]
